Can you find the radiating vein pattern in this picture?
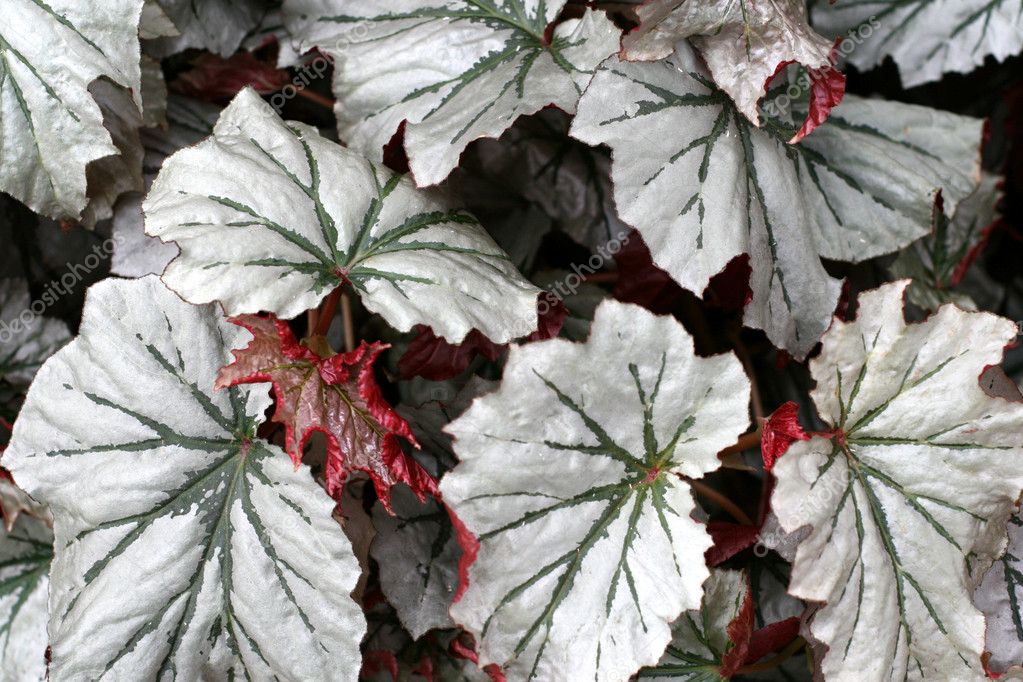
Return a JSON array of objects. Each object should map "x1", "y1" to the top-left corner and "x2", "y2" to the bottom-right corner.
[
  {"x1": 772, "y1": 281, "x2": 1023, "y2": 680},
  {"x1": 570, "y1": 44, "x2": 982, "y2": 357},
  {"x1": 813, "y1": 0, "x2": 1023, "y2": 87},
  {"x1": 0, "y1": 0, "x2": 143, "y2": 218},
  {"x1": 145, "y1": 88, "x2": 539, "y2": 343},
  {"x1": 283, "y1": 0, "x2": 620, "y2": 185},
  {"x1": 442, "y1": 300, "x2": 750, "y2": 681},
  {"x1": 3, "y1": 276, "x2": 365, "y2": 681},
  {"x1": 0, "y1": 514, "x2": 51, "y2": 682}
]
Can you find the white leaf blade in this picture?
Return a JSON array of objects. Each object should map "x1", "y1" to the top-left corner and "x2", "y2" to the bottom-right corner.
[
  {"x1": 623, "y1": 0, "x2": 834, "y2": 126},
  {"x1": 144, "y1": 88, "x2": 540, "y2": 343},
  {"x1": 813, "y1": 1, "x2": 1023, "y2": 88},
  {"x1": 441, "y1": 300, "x2": 751, "y2": 680},
  {"x1": 145, "y1": 0, "x2": 267, "y2": 57},
  {"x1": 570, "y1": 45, "x2": 982, "y2": 356},
  {"x1": 3, "y1": 276, "x2": 366, "y2": 681},
  {"x1": 0, "y1": 0, "x2": 144, "y2": 219},
  {"x1": 772, "y1": 280, "x2": 1023, "y2": 680},
  {"x1": 0, "y1": 514, "x2": 51, "y2": 682},
  {"x1": 282, "y1": 1, "x2": 620, "y2": 186}
]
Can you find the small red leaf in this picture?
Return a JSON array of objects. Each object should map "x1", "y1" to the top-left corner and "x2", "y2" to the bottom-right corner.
[
  {"x1": 173, "y1": 52, "x2": 291, "y2": 102},
  {"x1": 743, "y1": 616, "x2": 801, "y2": 666},
  {"x1": 705, "y1": 521, "x2": 761, "y2": 566},
  {"x1": 361, "y1": 650, "x2": 399, "y2": 681},
  {"x1": 398, "y1": 294, "x2": 565, "y2": 381},
  {"x1": 760, "y1": 402, "x2": 810, "y2": 471},
  {"x1": 719, "y1": 577, "x2": 756, "y2": 677},
  {"x1": 447, "y1": 504, "x2": 480, "y2": 603},
  {"x1": 789, "y1": 43, "x2": 847, "y2": 143},
  {"x1": 216, "y1": 314, "x2": 436, "y2": 510}
]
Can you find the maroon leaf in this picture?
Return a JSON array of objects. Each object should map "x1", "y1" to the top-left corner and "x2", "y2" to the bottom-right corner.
[
  {"x1": 743, "y1": 616, "x2": 801, "y2": 666},
  {"x1": 613, "y1": 230, "x2": 686, "y2": 313},
  {"x1": 760, "y1": 402, "x2": 809, "y2": 472},
  {"x1": 398, "y1": 294, "x2": 566, "y2": 381},
  {"x1": 215, "y1": 314, "x2": 436, "y2": 510},
  {"x1": 705, "y1": 521, "x2": 761, "y2": 566},
  {"x1": 173, "y1": 52, "x2": 291, "y2": 102},
  {"x1": 719, "y1": 577, "x2": 756, "y2": 677}
]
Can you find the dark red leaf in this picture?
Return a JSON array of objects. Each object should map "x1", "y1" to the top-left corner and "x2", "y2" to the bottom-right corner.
[
  {"x1": 613, "y1": 230, "x2": 686, "y2": 313},
  {"x1": 448, "y1": 504, "x2": 480, "y2": 603},
  {"x1": 398, "y1": 294, "x2": 565, "y2": 381},
  {"x1": 216, "y1": 314, "x2": 436, "y2": 510},
  {"x1": 173, "y1": 52, "x2": 291, "y2": 102},
  {"x1": 705, "y1": 521, "x2": 761, "y2": 566},
  {"x1": 719, "y1": 576, "x2": 756, "y2": 677},
  {"x1": 760, "y1": 402, "x2": 809, "y2": 472},
  {"x1": 361, "y1": 650, "x2": 399, "y2": 681},
  {"x1": 703, "y1": 254, "x2": 753, "y2": 312},
  {"x1": 743, "y1": 617, "x2": 801, "y2": 666}
]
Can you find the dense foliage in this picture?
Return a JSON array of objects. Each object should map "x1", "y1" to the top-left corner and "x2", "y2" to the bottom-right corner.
[{"x1": 1, "y1": 1, "x2": 1022, "y2": 681}]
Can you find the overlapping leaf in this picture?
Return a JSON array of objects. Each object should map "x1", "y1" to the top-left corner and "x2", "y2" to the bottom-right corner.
[
  {"x1": 812, "y1": 0, "x2": 1023, "y2": 88},
  {"x1": 977, "y1": 513, "x2": 1023, "y2": 674},
  {"x1": 0, "y1": 279, "x2": 71, "y2": 386},
  {"x1": 216, "y1": 313, "x2": 436, "y2": 508},
  {"x1": 282, "y1": 0, "x2": 620, "y2": 186},
  {"x1": 771, "y1": 280, "x2": 1023, "y2": 680},
  {"x1": 0, "y1": 514, "x2": 51, "y2": 682},
  {"x1": 636, "y1": 569, "x2": 753, "y2": 681},
  {"x1": 0, "y1": 0, "x2": 144, "y2": 219},
  {"x1": 890, "y1": 173, "x2": 1002, "y2": 312},
  {"x1": 145, "y1": 88, "x2": 540, "y2": 343},
  {"x1": 441, "y1": 300, "x2": 751, "y2": 680},
  {"x1": 570, "y1": 43, "x2": 983, "y2": 356},
  {"x1": 145, "y1": 0, "x2": 269, "y2": 57},
  {"x1": 3, "y1": 276, "x2": 365, "y2": 680},
  {"x1": 623, "y1": 0, "x2": 842, "y2": 135}
]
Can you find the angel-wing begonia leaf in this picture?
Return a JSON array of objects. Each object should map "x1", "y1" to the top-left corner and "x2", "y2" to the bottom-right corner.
[
  {"x1": 0, "y1": 0, "x2": 144, "y2": 220},
  {"x1": 3, "y1": 276, "x2": 365, "y2": 680},
  {"x1": 216, "y1": 313, "x2": 437, "y2": 509},
  {"x1": 0, "y1": 279, "x2": 71, "y2": 386},
  {"x1": 771, "y1": 280, "x2": 1023, "y2": 680},
  {"x1": 636, "y1": 569, "x2": 753, "y2": 680},
  {"x1": 622, "y1": 0, "x2": 840, "y2": 131},
  {"x1": 440, "y1": 300, "x2": 751, "y2": 680},
  {"x1": 145, "y1": 0, "x2": 268, "y2": 57},
  {"x1": 570, "y1": 44, "x2": 983, "y2": 357},
  {"x1": 282, "y1": 0, "x2": 620, "y2": 187},
  {"x1": 812, "y1": 0, "x2": 1023, "y2": 88},
  {"x1": 144, "y1": 88, "x2": 540, "y2": 343},
  {"x1": 0, "y1": 514, "x2": 51, "y2": 682}
]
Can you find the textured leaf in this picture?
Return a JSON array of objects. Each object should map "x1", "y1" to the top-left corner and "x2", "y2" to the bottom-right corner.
[
  {"x1": 3, "y1": 276, "x2": 365, "y2": 680},
  {"x1": 622, "y1": 0, "x2": 841, "y2": 131},
  {"x1": 0, "y1": 279, "x2": 71, "y2": 386},
  {"x1": 0, "y1": 470, "x2": 50, "y2": 532},
  {"x1": 771, "y1": 280, "x2": 1023, "y2": 680},
  {"x1": 112, "y1": 96, "x2": 220, "y2": 279},
  {"x1": 812, "y1": 0, "x2": 1023, "y2": 88},
  {"x1": 0, "y1": 514, "x2": 51, "y2": 682},
  {"x1": 139, "y1": 0, "x2": 179, "y2": 39},
  {"x1": 146, "y1": 0, "x2": 268, "y2": 57},
  {"x1": 570, "y1": 43, "x2": 983, "y2": 356},
  {"x1": 0, "y1": 0, "x2": 144, "y2": 219},
  {"x1": 282, "y1": 0, "x2": 620, "y2": 186},
  {"x1": 216, "y1": 313, "x2": 436, "y2": 508},
  {"x1": 441, "y1": 300, "x2": 751, "y2": 680},
  {"x1": 977, "y1": 513, "x2": 1023, "y2": 674},
  {"x1": 636, "y1": 569, "x2": 753, "y2": 680},
  {"x1": 890, "y1": 173, "x2": 1002, "y2": 312},
  {"x1": 145, "y1": 88, "x2": 540, "y2": 343},
  {"x1": 760, "y1": 401, "x2": 809, "y2": 472},
  {"x1": 371, "y1": 484, "x2": 461, "y2": 639},
  {"x1": 461, "y1": 109, "x2": 628, "y2": 251}
]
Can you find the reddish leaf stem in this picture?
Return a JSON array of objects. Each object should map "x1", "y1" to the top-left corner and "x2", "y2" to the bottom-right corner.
[
  {"x1": 314, "y1": 287, "x2": 344, "y2": 338},
  {"x1": 688, "y1": 478, "x2": 755, "y2": 527}
]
